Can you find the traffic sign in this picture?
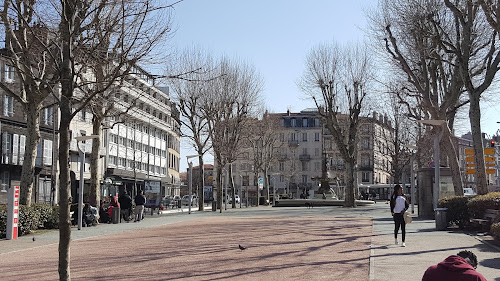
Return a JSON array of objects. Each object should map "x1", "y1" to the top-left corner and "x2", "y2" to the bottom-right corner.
[
  {"x1": 465, "y1": 163, "x2": 475, "y2": 167},
  {"x1": 466, "y1": 169, "x2": 476, "y2": 174},
  {"x1": 484, "y1": 148, "x2": 495, "y2": 155},
  {"x1": 466, "y1": 157, "x2": 474, "y2": 162},
  {"x1": 485, "y1": 156, "x2": 496, "y2": 162},
  {"x1": 429, "y1": 161, "x2": 435, "y2": 168},
  {"x1": 486, "y1": 169, "x2": 496, "y2": 174},
  {"x1": 465, "y1": 148, "x2": 474, "y2": 155},
  {"x1": 486, "y1": 163, "x2": 496, "y2": 167}
]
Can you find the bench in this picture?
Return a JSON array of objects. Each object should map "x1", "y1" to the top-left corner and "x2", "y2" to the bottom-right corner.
[{"x1": 470, "y1": 209, "x2": 500, "y2": 231}]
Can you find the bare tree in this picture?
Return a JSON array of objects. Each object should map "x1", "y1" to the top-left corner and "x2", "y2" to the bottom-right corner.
[
  {"x1": 442, "y1": 0, "x2": 500, "y2": 194},
  {"x1": 370, "y1": 0, "x2": 468, "y2": 195},
  {"x1": 243, "y1": 112, "x2": 282, "y2": 205},
  {"x1": 169, "y1": 47, "x2": 217, "y2": 211},
  {"x1": 202, "y1": 58, "x2": 263, "y2": 212},
  {"x1": 0, "y1": 1, "x2": 60, "y2": 205},
  {"x1": 300, "y1": 41, "x2": 373, "y2": 207},
  {"x1": 56, "y1": 1, "x2": 176, "y2": 279}
]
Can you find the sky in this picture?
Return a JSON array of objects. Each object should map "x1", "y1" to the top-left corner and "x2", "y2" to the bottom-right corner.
[{"x1": 165, "y1": 0, "x2": 500, "y2": 171}]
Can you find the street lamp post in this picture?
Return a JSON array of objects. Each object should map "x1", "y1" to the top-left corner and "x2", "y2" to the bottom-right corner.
[
  {"x1": 404, "y1": 145, "x2": 418, "y2": 214},
  {"x1": 239, "y1": 175, "x2": 243, "y2": 208},
  {"x1": 75, "y1": 135, "x2": 99, "y2": 230},
  {"x1": 186, "y1": 155, "x2": 199, "y2": 215},
  {"x1": 417, "y1": 120, "x2": 446, "y2": 211}
]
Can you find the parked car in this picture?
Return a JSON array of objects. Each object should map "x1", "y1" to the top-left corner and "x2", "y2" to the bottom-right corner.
[
  {"x1": 228, "y1": 195, "x2": 240, "y2": 204},
  {"x1": 181, "y1": 195, "x2": 198, "y2": 206},
  {"x1": 463, "y1": 188, "x2": 476, "y2": 196}
]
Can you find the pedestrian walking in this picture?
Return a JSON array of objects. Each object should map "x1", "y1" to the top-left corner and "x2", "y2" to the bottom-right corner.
[
  {"x1": 422, "y1": 250, "x2": 487, "y2": 281},
  {"x1": 390, "y1": 184, "x2": 409, "y2": 247},
  {"x1": 134, "y1": 189, "x2": 146, "y2": 222},
  {"x1": 119, "y1": 191, "x2": 133, "y2": 222}
]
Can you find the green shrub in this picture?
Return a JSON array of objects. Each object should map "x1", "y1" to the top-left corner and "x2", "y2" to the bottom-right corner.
[
  {"x1": 18, "y1": 205, "x2": 41, "y2": 236},
  {"x1": 438, "y1": 196, "x2": 470, "y2": 228},
  {"x1": 0, "y1": 205, "x2": 7, "y2": 238},
  {"x1": 491, "y1": 222, "x2": 500, "y2": 239},
  {"x1": 0, "y1": 203, "x2": 59, "y2": 238},
  {"x1": 44, "y1": 206, "x2": 59, "y2": 229},
  {"x1": 467, "y1": 192, "x2": 500, "y2": 218}
]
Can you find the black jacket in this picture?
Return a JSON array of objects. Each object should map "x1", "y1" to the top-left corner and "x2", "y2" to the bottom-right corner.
[
  {"x1": 135, "y1": 194, "x2": 146, "y2": 206},
  {"x1": 119, "y1": 194, "x2": 133, "y2": 209}
]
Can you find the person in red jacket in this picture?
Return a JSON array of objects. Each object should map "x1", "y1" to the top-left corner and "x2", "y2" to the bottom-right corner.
[{"x1": 422, "y1": 250, "x2": 487, "y2": 281}]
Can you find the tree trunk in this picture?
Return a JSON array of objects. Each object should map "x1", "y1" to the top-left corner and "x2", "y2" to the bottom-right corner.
[
  {"x1": 442, "y1": 132, "x2": 464, "y2": 195},
  {"x1": 230, "y1": 165, "x2": 236, "y2": 208},
  {"x1": 59, "y1": 2, "x2": 75, "y2": 278},
  {"x1": 58, "y1": 100, "x2": 72, "y2": 281},
  {"x1": 264, "y1": 169, "x2": 269, "y2": 205},
  {"x1": 344, "y1": 160, "x2": 356, "y2": 207},
  {"x1": 216, "y1": 160, "x2": 223, "y2": 213},
  {"x1": 469, "y1": 94, "x2": 488, "y2": 194},
  {"x1": 19, "y1": 102, "x2": 41, "y2": 205},
  {"x1": 254, "y1": 170, "x2": 260, "y2": 206},
  {"x1": 198, "y1": 155, "x2": 204, "y2": 211},
  {"x1": 89, "y1": 116, "x2": 102, "y2": 208}
]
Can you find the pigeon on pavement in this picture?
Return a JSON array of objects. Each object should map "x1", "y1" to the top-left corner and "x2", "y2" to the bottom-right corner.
[
  {"x1": 32, "y1": 237, "x2": 36, "y2": 242},
  {"x1": 238, "y1": 244, "x2": 246, "y2": 251}
]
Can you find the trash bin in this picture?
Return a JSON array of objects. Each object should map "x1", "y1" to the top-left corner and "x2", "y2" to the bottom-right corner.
[
  {"x1": 435, "y1": 208, "x2": 448, "y2": 230},
  {"x1": 212, "y1": 200, "x2": 217, "y2": 211},
  {"x1": 112, "y1": 206, "x2": 120, "y2": 224}
]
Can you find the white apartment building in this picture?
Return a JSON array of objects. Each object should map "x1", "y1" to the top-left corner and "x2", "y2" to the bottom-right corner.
[
  {"x1": 0, "y1": 50, "x2": 181, "y2": 205},
  {"x1": 69, "y1": 66, "x2": 181, "y2": 202}
]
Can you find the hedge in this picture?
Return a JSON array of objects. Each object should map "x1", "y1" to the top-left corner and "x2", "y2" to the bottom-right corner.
[
  {"x1": 491, "y1": 222, "x2": 500, "y2": 239},
  {"x1": 0, "y1": 203, "x2": 59, "y2": 239},
  {"x1": 438, "y1": 196, "x2": 471, "y2": 228},
  {"x1": 467, "y1": 192, "x2": 500, "y2": 218}
]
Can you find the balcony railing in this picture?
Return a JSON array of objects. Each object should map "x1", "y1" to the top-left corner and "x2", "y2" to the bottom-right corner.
[
  {"x1": 288, "y1": 140, "x2": 299, "y2": 147},
  {"x1": 299, "y1": 154, "x2": 311, "y2": 161}
]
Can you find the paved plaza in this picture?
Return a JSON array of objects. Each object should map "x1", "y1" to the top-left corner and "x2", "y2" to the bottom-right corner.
[{"x1": 1, "y1": 203, "x2": 499, "y2": 280}]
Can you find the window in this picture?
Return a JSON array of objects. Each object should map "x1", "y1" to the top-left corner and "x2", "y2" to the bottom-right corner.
[
  {"x1": 314, "y1": 118, "x2": 319, "y2": 127},
  {"x1": 290, "y1": 132, "x2": 296, "y2": 141},
  {"x1": 118, "y1": 136, "x2": 125, "y2": 145},
  {"x1": 315, "y1": 148, "x2": 320, "y2": 157},
  {"x1": 110, "y1": 134, "x2": 118, "y2": 143},
  {"x1": 302, "y1": 147, "x2": 308, "y2": 155},
  {"x1": 279, "y1": 162, "x2": 284, "y2": 171},
  {"x1": 280, "y1": 133, "x2": 285, "y2": 142},
  {"x1": 1, "y1": 133, "x2": 12, "y2": 164},
  {"x1": 291, "y1": 118, "x2": 296, "y2": 127},
  {"x1": 242, "y1": 176, "x2": 249, "y2": 186},
  {"x1": 127, "y1": 159, "x2": 133, "y2": 168},
  {"x1": 3, "y1": 95, "x2": 13, "y2": 117},
  {"x1": 1, "y1": 171, "x2": 9, "y2": 191},
  {"x1": 118, "y1": 157, "x2": 126, "y2": 167},
  {"x1": 362, "y1": 172, "x2": 370, "y2": 183},
  {"x1": 302, "y1": 161, "x2": 308, "y2": 171},
  {"x1": 302, "y1": 133, "x2": 307, "y2": 142},
  {"x1": 302, "y1": 118, "x2": 308, "y2": 127},
  {"x1": 279, "y1": 175, "x2": 284, "y2": 182},
  {"x1": 43, "y1": 107, "x2": 54, "y2": 126},
  {"x1": 4, "y1": 65, "x2": 15, "y2": 81},
  {"x1": 80, "y1": 110, "x2": 86, "y2": 121},
  {"x1": 127, "y1": 139, "x2": 134, "y2": 148},
  {"x1": 314, "y1": 132, "x2": 320, "y2": 141},
  {"x1": 109, "y1": 156, "x2": 117, "y2": 165},
  {"x1": 302, "y1": 175, "x2": 308, "y2": 183}
]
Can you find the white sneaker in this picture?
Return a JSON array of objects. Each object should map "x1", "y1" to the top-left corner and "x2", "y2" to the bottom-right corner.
[
  {"x1": 395, "y1": 239, "x2": 398, "y2": 245},
  {"x1": 402, "y1": 242, "x2": 406, "y2": 247}
]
